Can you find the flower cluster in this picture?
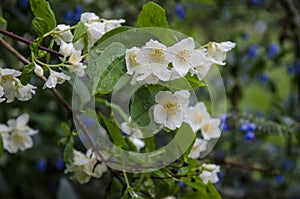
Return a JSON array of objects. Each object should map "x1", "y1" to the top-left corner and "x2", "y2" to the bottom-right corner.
[
  {"x1": 124, "y1": 37, "x2": 235, "y2": 160},
  {"x1": 199, "y1": 163, "x2": 220, "y2": 184},
  {"x1": 0, "y1": 68, "x2": 36, "y2": 103},
  {"x1": 241, "y1": 122, "x2": 256, "y2": 140},
  {"x1": 39, "y1": 12, "x2": 125, "y2": 88},
  {"x1": 65, "y1": 148, "x2": 107, "y2": 184},
  {"x1": 0, "y1": 114, "x2": 38, "y2": 153},
  {"x1": 125, "y1": 37, "x2": 235, "y2": 85},
  {"x1": 153, "y1": 90, "x2": 221, "y2": 159}
]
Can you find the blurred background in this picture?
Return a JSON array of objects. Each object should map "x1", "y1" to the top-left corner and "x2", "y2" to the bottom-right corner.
[{"x1": 0, "y1": 0, "x2": 300, "y2": 198}]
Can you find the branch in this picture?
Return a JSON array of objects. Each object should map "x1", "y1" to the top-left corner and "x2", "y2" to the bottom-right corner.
[
  {"x1": 0, "y1": 37, "x2": 30, "y2": 65},
  {"x1": 0, "y1": 37, "x2": 71, "y2": 112},
  {"x1": 0, "y1": 29, "x2": 62, "y2": 57}
]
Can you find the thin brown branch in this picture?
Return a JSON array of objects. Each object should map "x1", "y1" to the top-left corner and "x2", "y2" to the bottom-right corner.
[
  {"x1": 0, "y1": 36, "x2": 71, "y2": 112},
  {"x1": 0, "y1": 29, "x2": 62, "y2": 57},
  {"x1": 221, "y1": 158, "x2": 280, "y2": 175},
  {"x1": 0, "y1": 37, "x2": 30, "y2": 65}
]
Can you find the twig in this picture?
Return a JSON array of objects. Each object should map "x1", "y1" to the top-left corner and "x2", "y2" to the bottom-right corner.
[
  {"x1": 219, "y1": 157, "x2": 280, "y2": 175},
  {"x1": 0, "y1": 37, "x2": 30, "y2": 65},
  {"x1": 0, "y1": 29, "x2": 62, "y2": 57},
  {"x1": 0, "y1": 37, "x2": 71, "y2": 112}
]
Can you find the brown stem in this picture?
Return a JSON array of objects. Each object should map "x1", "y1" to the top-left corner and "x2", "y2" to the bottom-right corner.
[
  {"x1": 0, "y1": 37, "x2": 30, "y2": 65},
  {"x1": 0, "y1": 29, "x2": 62, "y2": 57},
  {"x1": 222, "y1": 158, "x2": 279, "y2": 174},
  {"x1": 0, "y1": 37, "x2": 71, "y2": 112}
]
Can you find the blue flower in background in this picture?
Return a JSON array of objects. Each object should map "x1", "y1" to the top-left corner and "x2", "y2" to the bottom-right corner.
[
  {"x1": 55, "y1": 159, "x2": 65, "y2": 170},
  {"x1": 241, "y1": 122, "x2": 256, "y2": 140},
  {"x1": 64, "y1": 5, "x2": 83, "y2": 24},
  {"x1": 179, "y1": 181, "x2": 185, "y2": 187},
  {"x1": 248, "y1": 45, "x2": 259, "y2": 58},
  {"x1": 275, "y1": 175, "x2": 285, "y2": 184},
  {"x1": 220, "y1": 114, "x2": 229, "y2": 131},
  {"x1": 287, "y1": 61, "x2": 300, "y2": 75},
  {"x1": 19, "y1": 0, "x2": 29, "y2": 8},
  {"x1": 267, "y1": 43, "x2": 279, "y2": 58},
  {"x1": 175, "y1": 3, "x2": 186, "y2": 21},
  {"x1": 244, "y1": 131, "x2": 255, "y2": 140},
  {"x1": 251, "y1": 0, "x2": 262, "y2": 6},
  {"x1": 36, "y1": 159, "x2": 47, "y2": 171},
  {"x1": 64, "y1": 10, "x2": 74, "y2": 24},
  {"x1": 284, "y1": 160, "x2": 293, "y2": 171},
  {"x1": 256, "y1": 73, "x2": 269, "y2": 84},
  {"x1": 73, "y1": 5, "x2": 83, "y2": 22}
]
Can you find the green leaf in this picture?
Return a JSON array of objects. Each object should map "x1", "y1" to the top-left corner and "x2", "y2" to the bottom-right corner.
[
  {"x1": 182, "y1": 177, "x2": 222, "y2": 199},
  {"x1": 205, "y1": 181, "x2": 222, "y2": 199},
  {"x1": 63, "y1": 139, "x2": 74, "y2": 165},
  {"x1": 0, "y1": 136, "x2": 3, "y2": 157},
  {"x1": 99, "y1": 113, "x2": 127, "y2": 147},
  {"x1": 130, "y1": 86, "x2": 154, "y2": 127},
  {"x1": 182, "y1": 176, "x2": 206, "y2": 192},
  {"x1": 96, "y1": 26, "x2": 133, "y2": 45},
  {"x1": 32, "y1": 17, "x2": 49, "y2": 37},
  {"x1": 96, "y1": 55, "x2": 127, "y2": 94},
  {"x1": 185, "y1": 73, "x2": 207, "y2": 88},
  {"x1": 92, "y1": 42, "x2": 126, "y2": 94},
  {"x1": 137, "y1": 2, "x2": 169, "y2": 28},
  {"x1": 153, "y1": 178, "x2": 177, "y2": 199},
  {"x1": 72, "y1": 21, "x2": 86, "y2": 43},
  {"x1": 160, "y1": 74, "x2": 206, "y2": 91},
  {"x1": 20, "y1": 63, "x2": 34, "y2": 85},
  {"x1": 144, "y1": 136, "x2": 156, "y2": 152},
  {"x1": 60, "y1": 122, "x2": 70, "y2": 135},
  {"x1": 30, "y1": 0, "x2": 56, "y2": 36}
]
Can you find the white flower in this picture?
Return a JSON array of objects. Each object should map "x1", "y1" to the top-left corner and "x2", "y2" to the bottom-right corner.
[
  {"x1": 0, "y1": 68, "x2": 21, "y2": 79},
  {"x1": 201, "y1": 118, "x2": 221, "y2": 140},
  {"x1": 0, "y1": 69, "x2": 36, "y2": 103},
  {"x1": 166, "y1": 37, "x2": 205, "y2": 77},
  {"x1": 188, "y1": 138, "x2": 208, "y2": 159},
  {"x1": 15, "y1": 82, "x2": 36, "y2": 102},
  {"x1": 66, "y1": 51, "x2": 87, "y2": 77},
  {"x1": 44, "y1": 70, "x2": 71, "y2": 88},
  {"x1": 0, "y1": 85, "x2": 5, "y2": 103},
  {"x1": 200, "y1": 163, "x2": 220, "y2": 184},
  {"x1": 206, "y1": 41, "x2": 236, "y2": 65},
  {"x1": 59, "y1": 41, "x2": 76, "y2": 57},
  {"x1": 130, "y1": 63, "x2": 171, "y2": 85},
  {"x1": 189, "y1": 63, "x2": 212, "y2": 81},
  {"x1": 121, "y1": 122, "x2": 145, "y2": 151},
  {"x1": 73, "y1": 38, "x2": 85, "y2": 51},
  {"x1": 85, "y1": 22, "x2": 105, "y2": 47},
  {"x1": 125, "y1": 47, "x2": 141, "y2": 75},
  {"x1": 104, "y1": 19, "x2": 125, "y2": 32},
  {"x1": 153, "y1": 90, "x2": 190, "y2": 130},
  {"x1": 136, "y1": 39, "x2": 170, "y2": 65},
  {"x1": 34, "y1": 63, "x2": 44, "y2": 77},
  {"x1": 80, "y1": 12, "x2": 99, "y2": 23},
  {"x1": 55, "y1": 24, "x2": 74, "y2": 45},
  {"x1": 0, "y1": 113, "x2": 38, "y2": 153},
  {"x1": 184, "y1": 102, "x2": 210, "y2": 133},
  {"x1": 65, "y1": 148, "x2": 107, "y2": 184}
]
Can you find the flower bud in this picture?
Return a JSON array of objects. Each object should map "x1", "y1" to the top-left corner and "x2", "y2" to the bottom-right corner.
[{"x1": 34, "y1": 63, "x2": 44, "y2": 77}]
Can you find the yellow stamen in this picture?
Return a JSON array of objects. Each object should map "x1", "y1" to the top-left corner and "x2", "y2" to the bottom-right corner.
[
  {"x1": 150, "y1": 48, "x2": 164, "y2": 62},
  {"x1": 164, "y1": 102, "x2": 179, "y2": 115}
]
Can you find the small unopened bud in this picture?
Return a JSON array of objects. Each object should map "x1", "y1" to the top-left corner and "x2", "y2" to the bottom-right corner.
[{"x1": 34, "y1": 63, "x2": 44, "y2": 77}]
